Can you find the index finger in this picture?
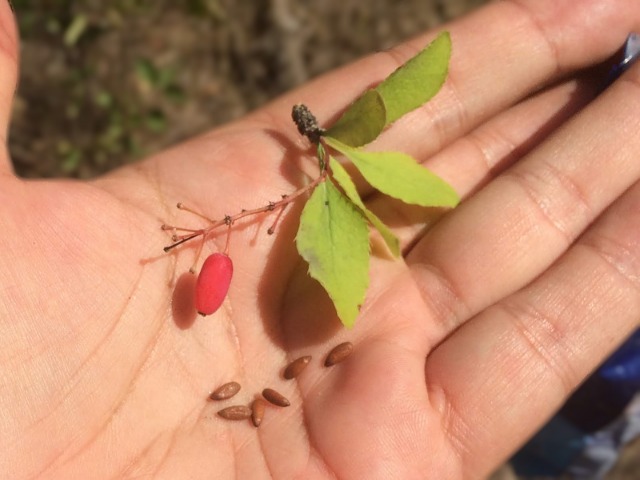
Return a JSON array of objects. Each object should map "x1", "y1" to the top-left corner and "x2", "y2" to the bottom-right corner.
[{"x1": 250, "y1": 0, "x2": 639, "y2": 161}]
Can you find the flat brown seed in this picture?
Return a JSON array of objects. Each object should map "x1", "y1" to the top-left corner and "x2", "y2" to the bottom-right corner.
[
  {"x1": 283, "y1": 355, "x2": 312, "y2": 379},
  {"x1": 217, "y1": 405, "x2": 252, "y2": 421},
  {"x1": 324, "y1": 341, "x2": 353, "y2": 367},
  {"x1": 262, "y1": 388, "x2": 290, "y2": 407},
  {"x1": 251, "y1": 398, "x2": 266, "y2": 427},
  {"x1": 209, "y1": 381, "x2": 241, "y2": 400}
]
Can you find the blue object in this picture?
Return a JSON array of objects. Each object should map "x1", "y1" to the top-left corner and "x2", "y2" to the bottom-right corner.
[
  {"x1": 620, "y1": 33, "x2": 640, "y2": 69},
  {"x1": 512, "y1": 330, "x2": 640, "y2": 478},
  {"x1": 599, "y1": 329, "x2": 640, "y2": 393},
  {"x1": 567, "y1": 396, "x2": 640, "y2": 479},
  {"x1": 605, "y1": 33, "x2": 640, "y2": 85},
  {"x1": 510, "y1": 416, "x2": 587, "y2": 476}
]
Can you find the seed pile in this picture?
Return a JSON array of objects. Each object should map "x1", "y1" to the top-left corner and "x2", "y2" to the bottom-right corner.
[{"x1": 208, "y1": 341, "x2": 353, "y2": 427}]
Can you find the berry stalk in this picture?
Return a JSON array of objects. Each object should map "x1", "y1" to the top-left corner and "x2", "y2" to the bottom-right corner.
[{"x1": 162, "y1": 168, "x2": 327, "y2": 252}]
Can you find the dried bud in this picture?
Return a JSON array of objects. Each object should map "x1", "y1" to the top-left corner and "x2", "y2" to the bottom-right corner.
[{"x1": 291, "y1": 104, "x2": 324, "y2": 144}]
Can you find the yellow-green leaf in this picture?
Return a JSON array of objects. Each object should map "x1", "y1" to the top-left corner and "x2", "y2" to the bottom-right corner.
[
  {"x1": 296, "y1": 180, "x2": 370, "y2": 327},
  {"x1": 329, "y1": 156, "x2": 400, "y2": 257},
  {"x1": 324, "y1": 89, "x2": 386, "y2": 147},
  {"x1": 326, "y1": 137, "x2": 459, "y2": 208},
  {"x1": 376, "y1": 31, "x2": 451, "y2": 125}
]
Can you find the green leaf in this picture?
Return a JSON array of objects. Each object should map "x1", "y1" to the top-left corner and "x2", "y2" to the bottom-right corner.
[
  {"x1": 324, "y1": 89, "x2": 386, "y2": 147},
  {"x1": 64, "y1": 14, "x2": 88, "y2": 46},
  {"x1": 135, "y1": 58, "x2": 159, "y2": 85},
  {"x1": 329, "y1": 156, "x2": 400, "y2": 257},
  {"x1": 296, "y1": 180, "x2": 370, "y2": 328},
  {"x1": 376, "y1": 31, "x2": 451, "y2": 125},
  {"x1": 326, "y1": 137, "x2": 459, "y2": 208}
]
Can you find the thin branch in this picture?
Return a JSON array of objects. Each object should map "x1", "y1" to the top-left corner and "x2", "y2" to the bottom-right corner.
[{"x1": 162, "y1": 170, "x2": 327, "y2": 252}]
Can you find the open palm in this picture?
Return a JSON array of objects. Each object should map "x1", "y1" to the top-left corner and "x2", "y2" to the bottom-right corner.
[{"x1": 2, "y1": 1, "x2": 640, "y2": 478}]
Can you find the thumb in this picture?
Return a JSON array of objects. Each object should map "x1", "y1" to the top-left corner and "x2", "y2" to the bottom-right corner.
[{"x1": 0, "y1": 0, "x2": 17, "y2": 176}]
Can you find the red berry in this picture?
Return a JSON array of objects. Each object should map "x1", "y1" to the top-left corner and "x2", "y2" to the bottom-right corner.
[{"x1": 195, "y1": 253, "x2": 233, "y2": 316}]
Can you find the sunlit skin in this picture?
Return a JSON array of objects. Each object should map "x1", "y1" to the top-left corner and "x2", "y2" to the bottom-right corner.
[{"x1": 1, "y1": 1, "x2": 640, "y2": 478}]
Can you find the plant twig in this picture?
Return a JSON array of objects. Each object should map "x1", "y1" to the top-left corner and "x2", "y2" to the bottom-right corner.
[{"x1": 162, "y1": 170, "x2": 327, "y2": 252}]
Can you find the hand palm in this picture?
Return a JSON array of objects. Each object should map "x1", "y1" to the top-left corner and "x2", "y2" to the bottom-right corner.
[
  {"x1": 2, "y1": 1, "x2": 640, "y2": 479},
  {"x1": 2, "y1": 123, "x2": 448, "y2": 478}
]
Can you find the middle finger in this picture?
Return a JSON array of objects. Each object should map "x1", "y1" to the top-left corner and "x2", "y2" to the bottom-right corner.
[{"x1": 407, "y1": 60, "x2": 640, "y2": 340}]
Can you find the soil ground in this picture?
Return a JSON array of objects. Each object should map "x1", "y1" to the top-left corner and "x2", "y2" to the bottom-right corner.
[{"x1": 7, "y1": 1, "x2": 639, "y2": 478}]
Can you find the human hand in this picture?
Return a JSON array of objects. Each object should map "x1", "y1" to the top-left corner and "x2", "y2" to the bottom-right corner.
[{"x1": 1, "y1": 0, "x2": 639, "y2": 478}]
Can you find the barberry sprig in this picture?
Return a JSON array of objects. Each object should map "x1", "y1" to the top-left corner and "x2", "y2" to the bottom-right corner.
[{"x1": 162, "y1": 32, "x2": 458, "y2": 326}]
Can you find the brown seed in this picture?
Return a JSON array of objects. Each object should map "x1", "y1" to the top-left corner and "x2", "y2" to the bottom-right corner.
[
  {"x1": 283, "y1": 355, "x2": 312, "y2": 379},
  {"x1": 217, "y1": 405, "x2": 252, "y2": 421},
  {"x1": 324, "y1": 341, "x2": 353, "y2": 367},
  {"x1": 262, "y1": 388, "x2": 290, "y2": 407},
  {"x1": 209, "y1": 381, "x2": 241, "y2": 401},
  {"x1": 251, "y1": 398, "x2": 266, "y2": 427}
]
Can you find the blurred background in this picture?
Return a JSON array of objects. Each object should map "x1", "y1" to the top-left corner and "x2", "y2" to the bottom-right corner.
[
  {"x1": 9, "y1": 0, "x2": 487, "y2": 178},
  {"x1": 7, "y1": 1, "x2": 639, "y2": 479}
]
